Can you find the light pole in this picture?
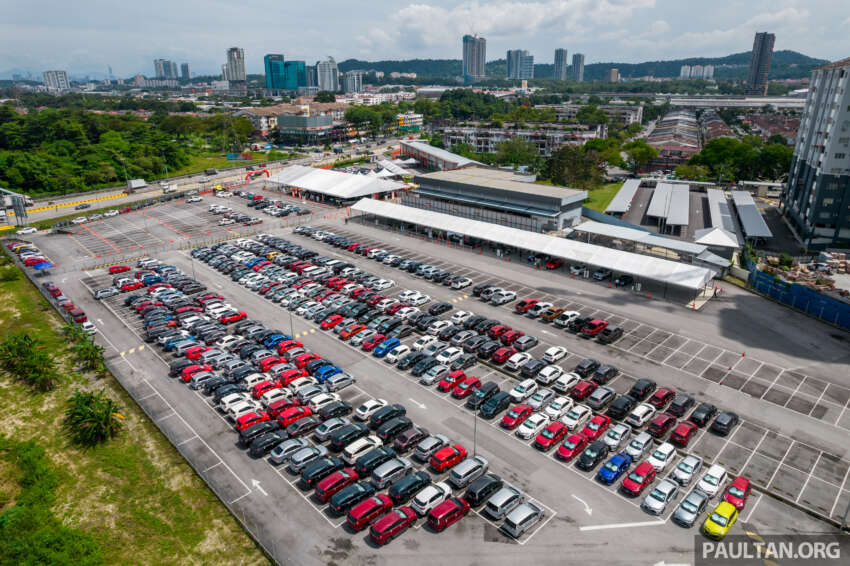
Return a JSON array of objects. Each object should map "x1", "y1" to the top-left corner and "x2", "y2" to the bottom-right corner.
[{"x1": 473, "y1": 409, "x2": 478, "y2": 457}]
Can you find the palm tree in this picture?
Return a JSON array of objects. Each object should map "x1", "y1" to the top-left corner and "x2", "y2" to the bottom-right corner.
[
  {"x1": 64, "y1": 390, "x2": 124, "y2": 447},
  {"x1": 74, "y1": 339, "x2": 105, "y2": 372}
]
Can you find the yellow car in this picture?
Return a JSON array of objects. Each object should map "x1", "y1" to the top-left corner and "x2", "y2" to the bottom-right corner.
[
  {"x1": 267, "y1": 251, "x2": 280, "y2": 260},
  {"x1": 701, "y1": 501, "x2": 738, "y2": 540}
]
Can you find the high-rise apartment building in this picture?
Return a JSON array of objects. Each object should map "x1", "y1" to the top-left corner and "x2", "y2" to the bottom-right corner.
[
  {"x1": 781, "y1": 57, "x2": 850, "y2": 248},
  {"x1": 226, "y1": 47, "x2": 246, "y2": 82},
  {"x1": 553, "y1": 48, "x2": 568, "y2": 81},
  {"x1": 264, "y1": 54, "x2": 286, "y2": 90},
  {"x1": 680, "y1": 64, "x2": 714, "y2": 80},
  {"x1": 572, "y1": 53, "x2": 585, "y2": 82},
  {"x1": 316, "y1": 58, "x2": 339, "y2": 91},
  {"x1": 606, "y1": 68, "x2": 620, "y2": 83},
  {"x1": 506, "y1": 50, "x2": 534, "y2": 80},
  {"x1": 154, "y1": 59, "x2": 178, "y2": 79},
  {"x1": 344, "y1": 70, "x2": 365, "y2": 93},
  {"x1": 462, "y1": 34, "x2": 486, "y2": 82},
  {"x1": 284, "y1": 61, "x2": 307, "y2": 90},
  {"x1": 42, "y1": 70, "x2": 70, "y2": 91},
  {"x1": 180, "y1": 63, "x2": 190, "y2": 81},
  {"x1": 746, "y1": 32, "x2": 775, "y2": 95},
  {"x1": 221, "y1": 64, "x2": 230, "y2": 81}
]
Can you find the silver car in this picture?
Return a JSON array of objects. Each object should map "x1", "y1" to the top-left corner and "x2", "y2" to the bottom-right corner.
[
  {"x1": 448, "y1": 456, "x2": 489, "y2": 488},
  {"x1": 641, "y1": 479, "x2": 679, "y2": 515},
  {"x1": 420, "y1": 364, "x2": 450, "y2": 386},
  {"x1": 500, "y1": 501, "x2": 544, "y2": 538},
  {"x1": 671, "y1": 454, "x2": 704, "y2": 486},
  {"x1": 603, "y1": 423, "x2": 632, "y2": 450},
  {"x1": 625, "y1": 432, "x2": 653, "y2": 460},
  {"x1": 314, "y1": 417, "x2": 350, "y2": 442},
  {"x1": 413, "y1": 434, "x2": 449, "y2": 462},
  {"x1": 288, "y1": 445, "x2": 329, "y2": 473},
  {"x1": 484, "y1": 486, "x2": 525, "y2": 520},
  {"x1": 350, "y1": 329, "x2": 376, "y2": 346},
  {"x1": 587, "y1": 386, "x2": 616, "y2": 411},
  {"x1": 325, "y1": 372, "x2": 356, "y2": 392},
  {"x1": 527, "y1": 388, "x2": 555, "y2": 411},
  {"x1": 672, "y1": 489, "x2": 709, "y2": 528},
  {"x1": 268, "y1": 438, "x2": 310, "y2": 465}
]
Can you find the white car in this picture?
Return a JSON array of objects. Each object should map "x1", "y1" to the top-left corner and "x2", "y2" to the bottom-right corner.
[
  {"x1": 376, "y1": 298, "x2": 396, "y2": 311},
  {"x1": 696, "y1": 464, "x2": 728, "y2": 498},
  {"x1": 342, "y1": 435, "x2": 383, "y2": 464},
  {"x1": 219, "y1": 218, "x2": 235, "y2": 226},
  {"x1": 450, "y1": 311, "x2": 474, "y2": 325},
  {"x1": 259, "y1": 388, "x2": 289, "y2": 408},
  {"x1": 544, "y1": 396, "x2": 573, "y2": 421},
  {"x1": 561, "y1": 404, "x2": 592, "y2": 431},
  {"x1": 536, "y1": 365, "x2": 564, "y2": 385},
  {"x1": 72, "y1": 216, "x2": 87, "y2": 224},
  {"x1": 516, "y1": 413, "x2": 550, "y2": 440},
  {"x1": 526, "y1": 302, "x2": 552, "y2": 318},
  {"x1": 80, "y1": 322, "x2": 97, "y2": 335},
  {"x1": 372, "y1": 279, "x2": 394, "y2": 290},
  {"x1": 451, "y1": 277, "x2": 472, "y2": 289},
  {"x1": 553, "y1": 372, "x2": 581, "y2": 394},
  {"x1": 187, "y1": 196, "x2": 203, "y2": 203},
  {"x1": 397, "y1": 307, "x2": 420, "y2": 320},
  {"x1": 505, "y1": 352, "x2": 532, "y2": 371},
  {"x1": 411, "y1": 482, "x2": 452, "y2": 516},
  {"x1": 385, "y1": 345, "x2": 410, "y2": 364},
  {"x1": 542, "y1": 346, "x2": 567, "y2": 363},
  {"x1": 626, "y1": 403, "x2": 657, "y2": 429},
  {"x1": 570, "y1": 264, "x2": 587, "y2": 275},
  {"x1": 103, "y1": 209, "x2": 119, "y2": 217},
  {"x1": 307, "y1": 393, "x2": 341, "y2": 412},
  {"x1": 17, "y1": 226, "x2": 38, "y2": 234},
  {"x1": 604, "y1": 423, "x2": 632, "y2": 450},
  {"x1": 355, "y1": 398, "x2": 388, "y2": 421},
  {"x1": 647, "y1": 442, "x2": 677, "y2": 472},
  {"x1": 427, "y1": 320, "x2": 453, "y2": 336},
  {"x1": 398, "y1": 289, "x2": 420, "y2": 302},
  {"x1": 435, "y1": 347, "x2": 462, "y2": 364},
  {"x1": 408, "y1": 293, "x2": 431, "y2": 306},
  {"x1": 509, "y1": 379, "x2": 538, "y2": 403},
  {"x1": 412, "y1": 335, "x2": 437, "y2": 352},
  {"x1": 219, "y1": 393, "x2": 249, "y2": 412}
]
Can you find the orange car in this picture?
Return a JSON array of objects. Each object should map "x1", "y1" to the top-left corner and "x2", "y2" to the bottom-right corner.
[{"x1": 339, "y1": 324, "x2": 367, "y2": 340}]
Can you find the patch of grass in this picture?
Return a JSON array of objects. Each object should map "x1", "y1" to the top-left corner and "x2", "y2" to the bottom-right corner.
[
  {"x1": 168, "y1": 154, "x2": 266, "y2": 178},
  {"x1": 0, "y1": 261, "x2": 268, "y2": 566},
  {"x1": 583, "y1": 182, "x2": 622, "y2": 212}
]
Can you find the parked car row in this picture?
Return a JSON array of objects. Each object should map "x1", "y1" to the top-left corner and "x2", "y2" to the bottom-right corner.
[{"x1": 6, "y1": 239, "x2": 54, "y2": 271}]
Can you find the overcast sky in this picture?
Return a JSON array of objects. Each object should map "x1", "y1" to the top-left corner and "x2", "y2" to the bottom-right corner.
[{"x1": 1, "y1": 0, "x2": 848, "y2": 77}]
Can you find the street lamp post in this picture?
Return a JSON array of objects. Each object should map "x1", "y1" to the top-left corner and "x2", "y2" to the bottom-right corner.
[{"x1": 473, "y1": 410, "x2": 478, "y2": 457}]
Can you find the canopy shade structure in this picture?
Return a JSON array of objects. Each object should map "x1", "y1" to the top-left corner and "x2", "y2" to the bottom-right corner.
[
  {"x1": 573, "y1": 221, "x2": 707, "y2": 255},
  {"x1": 267, "y1": 165, "x2": 405, "y2": 200},
  {"x1": 352, "y1": 199, "x2": 716, "y2": 291},
  {"x1": 647, "y1": 183, "x2": 689, "y2": 225},
  {"x1": 731, "y1": 190, "x2": 773, "y2": 239},
  {"x1": 605, "y1": 178, "x2": 641, "y2": 214},
  {"x1": 694, "y1": 227, "x2": 740, "y2": 249}
]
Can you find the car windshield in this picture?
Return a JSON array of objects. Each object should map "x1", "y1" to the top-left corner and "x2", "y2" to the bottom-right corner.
[
  {"x1": 607, "y1": 430, "x2": 621, "y2": 440},
  {"x1": 562, "y1": 440, "x2": 577, "y2": 450},
  {"x1": 473, "y1": 389, "x2": 487, "y2": 398},
  {"x1": 629, "y1": 440, "x2": 644, "y2": 450},
  {"x1": 709, "y1": 512, "x2": 728, "y2": 526},
  {"x1": 566, "y1": 410, "x2": 580, "y2": 420},
  {"x1": 627, "y1": 472, "x2": 645, "y2": 483},
  {"x1": 531, "y1": 393, "x2": 544, "y2": 402},
  {"x1": 728, "y1": 486, "x2": 745, "y2": 498},
  {"x1": 587, "y1": 421, "x2": 600, "y2": 431},
  {"x1": 458, "y1": 381, "x2": 471, "y2": 390},
  {"x1": 584, "y1": 448, "x2": 597, "y2": 458},
  {"x1": 650, "y1": 489, "x2": 666, "y2": 502},
  {"x1": 514, "y1": 385, "x2": 526, "y2": 394},
  {"x1": 541, "y1": 429, "x2": 555, "y2": 439},
  {"x1": 652, "y1": 450, "x2": 668, "y2": 462},
  {"x1": 704, "y1": 474, "x2": 720, "y2": 486},
  {"x1": 681, "y1": 499, "x2": 698, "y2": 513},
  {"x1": 678, "y1": 461, "x2": 694, "y2": 473},
  {"x1": 604, "y1": 462, "x2": 619, "y2": 473}
]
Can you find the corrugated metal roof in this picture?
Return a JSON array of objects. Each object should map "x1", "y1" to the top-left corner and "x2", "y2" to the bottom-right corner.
[
  {"x1": 605, "y1": 179, "x2": 641, "y2": 214},
  {"x1": 267, "y1": 165, "x2": 404, "y2": 199},
  {"x1": 693, "y1": 227, "x2": 740, "y2": 248},
  {"x1": 417, "y1": 166, "x2": 586, "y2": 202},
  {"x1": 353, "y1": 199, "x2": 715, "y2": 290},
  {"x1": 573, "y1": 221, "x2": 707, "y2": 255},
  {"x1": 647, "y1": 183, "x2": 673, "y2": 218},
  {"x1": 731, "y1": 191, "x2": 773, "y2": 238},
  {"x1": 400, "y1": 140, "x2": 480, "y2": 167},
  {"x1": 666, "y1": 185, "x2": 690, "y2": 226}
]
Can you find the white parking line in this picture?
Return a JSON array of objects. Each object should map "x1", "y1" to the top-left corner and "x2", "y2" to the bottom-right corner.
[
  {"x1": 828, "y1": 464, "x2": 850, "y2": 518},
  {"x1": 579, "y1": 519, "x2": 665, "y2": 531},
  {"x1": 796, "y1": 453, "x2": 822, "y2": 503}
]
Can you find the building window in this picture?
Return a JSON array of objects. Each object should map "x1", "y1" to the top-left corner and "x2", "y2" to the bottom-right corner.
[
  {"x1": 835, "y1": 153, "x2": 847, "y2": 159},
  {"x1": 822, "y1": 198, "x2": 834, "y2": 206}
]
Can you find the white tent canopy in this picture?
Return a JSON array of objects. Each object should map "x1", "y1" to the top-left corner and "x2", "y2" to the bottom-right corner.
[
  {"x1": 353, "y1": 199, "x2": 716, "y2": 290},
  {"x1": 267, "y1": 165, "x2": 404, "y2": 200},
  {"x1": 694, "y1": 227, "x2": 740, "y2": 249}
]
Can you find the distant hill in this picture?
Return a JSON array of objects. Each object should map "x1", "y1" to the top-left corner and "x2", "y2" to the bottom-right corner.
[{"x1": 338, "y1": 50, "x2": 828, "y2": 81}]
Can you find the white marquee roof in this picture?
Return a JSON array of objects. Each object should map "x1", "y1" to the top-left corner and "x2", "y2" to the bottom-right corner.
[{"x1": 268, "y1": 165, "x2": 404, "y2": 199}]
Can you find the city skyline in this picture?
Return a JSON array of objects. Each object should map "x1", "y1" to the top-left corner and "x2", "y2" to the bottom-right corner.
[{"x1": 3, "y1": 0, "x2": 848, "y2": 77}]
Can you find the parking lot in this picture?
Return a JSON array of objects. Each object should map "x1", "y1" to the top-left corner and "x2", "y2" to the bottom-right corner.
[{"x1": 24, "y1": 198, "x2": 850, "y2": 566}]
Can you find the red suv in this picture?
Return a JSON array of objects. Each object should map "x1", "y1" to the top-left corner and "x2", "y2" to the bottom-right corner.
[
  {"x1": 487, "y1": 325, "x2": 511, "y2": 339},
  {"x1": 108, "y1": 264, "x2": 130, "y2": 274},
  {"x1": 501, "y1": 404, "x2": 532, "y2": 430},
  {"x1": 276, "y1": 406, "x2": 312, "y2": 428},
  {"x1": 555, "y1": 433, "x2": 588, "y2": 462},
  {"x1": 347, "y1": 494, "x2": 394, "y2": 531},
  {"x1": 427, "y1": 497, "x2": 470, "y2": 532},
  {"x1": 430, "y1": 444, "x2": 467, "y2": 472},
  {"x1": 581, "y1": 319, "x2": 608, "y2": 337},
  {"x1": 533, "y1": 422, "x2": 568, "y2": 451},
  {"x1": 437, "y1": 370, "x2": 466, "y2": 392},
  {"x1": 501, "y1": 330, "x2": 525, "y2": 345},
  {"x1": 620, "y1": 462, "x2": 656, "y2": 496},
  {"x1": 570, "y1": 380, "x2": 597, "y2": 401},
  {"x1": 723, "y1": 476, "x2": 751, "y2": 510},
  {"x1": 669, "y1": 421, "x2": 698, "y2": 447},
  {"x1": 315, "y1": 468, "x2": 358, "y2": 503},
  {"x1": 491, "y1": 347, "x2": 516, "y2": 364},
  {"x1": 361, "y1": 334, "x2": 386, "y2": 352},
  {"x1": 581, "y1": 415, "x2": 610, "y2": 441},
  {"x1": 369, "y1": 507, "x2": 417, "y2": 546},
  {"x1": 452, "y1": 376, "x2": 481, "y2": 399},
  {"x1": 647, "y1": 412, "x2": 677, "y2": 439},
  {"x1": 515, "y1": 299, "x2": 539, "y2": 313},
  {"x1": 647, "y1": 387, "x2": 676, "y2": 410}
]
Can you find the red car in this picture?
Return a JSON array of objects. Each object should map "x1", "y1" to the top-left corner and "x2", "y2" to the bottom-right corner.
[
  {"x1": 235, "y1": 411, "x2": 269, "y2": 432},
  {"x1": 252, "y1": 261, "x2": 272, "y2": 271},
  {"x1": 175, "y1": 305, "x2": 202, "y2": 314},
  {"x1": 350, "y1": 287, "x2": 368, "y2": 299},
  {"x1": 278, "y1": 368, "x2": 309, "y2": 386},
  {"x1": 581, "y1": 319, "x2": 609, "y2": 337},
  {"x1": 315, "y1": 468, "x2": 358, "y2": 503},
  {"x1": 437, "y1": 370, "x2": 466, "y2": 392},
  {"x1": 570, "y1": 379, "x2": 598, "y2": 401},
  {"x1": 62, "y1": 302, "x2": 77, "y2": 312},
  {"x1": 451, "y1": 376, "x2": 481, "y2": 399},
  {"x1": 108, "y1": 264, "x2": 130, "y2": 274},
  {"x1": 338, "y1": 325, "x2": 366, "y2": 340},
  {"x1": 501, "y1": 404, "x2": 532, "y2": 430},
  {"x1": 276, "y1": 406, "x2": 313, "y2": 428},
  {"x1": 276, "y1": 340, "x2": 303, "y2": 354},
  {"x1": 555, "y1": 433, "x2": 588, "y2": 461},
  {"x1": 121, "y1": 281, "x2": 143, "y2": 292},
  {"x1": 533, "y1": 422, "x2": 568, "y2": 451},
  {"x1": 386, "y1": 302, "x2": 407, "y2": 315},
  {"x1": 134, "y1": 270, "x2": 153, "y2": 279},
  {"x1": 320, "y1": 314, "x2": 344, "y2": 330},
  {"x1": 620, "y1": 462, "x2": 656, "y2": 496},
  {"x1": 180, "y1": 364, "x2": 213, "y2": 382},
  {"x1": 366, "y1": 295, "x2": 385, "y2": 306},
  {"x1": 723, "y1": 476, "x2": 751, "y2": 510},
  {"x1": 361, "y1": 334, "x2": 386, "y2": 352},
  {"x1": 669, "y1": 421, "x2": 698, "y2": 447},
  {"x1": 647, "y1": 387, "x2": 676, "y2": 410},
  {"x1": 184, "y1": 346, "x2": 210, "y2": 360},
  {"x1": 267, "y1": 398, "x2": 300, "y2": 418},
  {"x1": 197, "y1": 293, "x2": 224, "y2": 304},
  {"x1": 347, "y1": 494, "x2": 394, "y2": 531},
  {"x1": 545, "y1": 258, "x2": 563, "y2": 270},
  {"x1": 258, "y1": 281, "x2": 281, "y2": 294},
  {"x1": 515, "y1": 298, "x2": 539, "y2": 313},
  {"x1": 500, "y1": 330, "x2": 525, "y2": 345},
  {"x1": 293, "y1": 353, "x2": 321, "y2": 369},
  {"x1": 581, "y1": 415, "x2": 611, "y2": 441},
  {"x1": 257, "y1": 356, "x2": 285, "y2": 372},
  {"x1": 487, "y1": 325, "x2": 511, "y2": 339},
  {"x1": 369, "y1": 507, "x2": 417, "y2": 546},
  {"x1": 427, "y1": 497, "x2": 470, "y2": 532},
  {"x1": 430, "y1": 444, "x2": 467, "y2": 472},
  {"x1": 647, "y1": 412, "x2": 677, "y2": 439},
  {"x1": 220, "y1": 311, "x2": 247, "y2": 324},
  {"x1": 49, "y1": 287, "x2": 63, "y2": 298},
  {"x1": 251, "y1": 380, "x2": 280, "y2": 398},
  {"x1": 490, "y1": 347, "x2": 516, "y2": 364}
]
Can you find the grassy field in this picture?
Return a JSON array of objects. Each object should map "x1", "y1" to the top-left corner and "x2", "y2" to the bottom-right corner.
[
  {"x1": 583, "y1": 182, "x2": 622, "y2": 212},
  {"x1": 168, "y1": 154, "x2": 266, "y2": 178},
  {"x1": 0, "y1": 256, "x2": 268, "y2": 566}
]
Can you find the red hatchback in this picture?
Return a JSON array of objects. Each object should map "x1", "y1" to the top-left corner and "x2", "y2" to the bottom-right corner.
[
  {"x1": 515, "y1": 298, "x2": 539, "y2": 313},
  {"x1": 533, "y1": 422, "x2": 568, "y2": 451},
  {"x1": 386, "y1": 301, "x2": 407, "y2": 315},
  {"x1": 235, "y1": 411, "x2": 269, "y2": 432},
  {"x1": 293, "y1": 353, "x2": 321, "y2": 369},
  {"x1": 555, "y1": 433, "x2": 588, "y2": 462},
  {"x1": 347, "y1": 494, "x2": 394, "y2": 531},
  {"x1": 361, "y1": 334, "x2": 386, "y2": 352},
  {"x1": 366, "y1": 295, "x2": 385, "y2": 306},
  {"x1": 647, "y1": 387, "x2": 676, "y2": 410},
  {"x1": 278, "y1": 368, "x2": 309, "y2": 386},
  {"x1": 647, "y1": 412, "x2": 677, "y2": 439},
  {"x1": 620, "y1": 462, "x2": 656, "y2": 496},
  {"x1": 276, "y1": 340, "x2": 303, "y2": 354},
  {"x1": 427, "y1": 497, "x2": 470, "y2": 532},
  {"x1": 723, "y1": 476, "x2": 751, "y2": 510},
  {"x1": 369, "y1": 507, "x2": 417, "y2": 546},
  {"x1": 315, "y1": 468, "x2": 358, "y2": 503},
  {"x1": 185, "y1": 346, "x2": 210, "y2": 360},
  {"x1": 669, "y1": 421, "x2": 698, "y2": 447},
  {"x1": 267, "y1": 398, "x2": 300, "y2": 418},
  {"x1": 487, "y1": 325, "x2": 511, "y2": 339},
  {"x1": 430, "y1": 444, "x2": 467, "y2": 472},
  {"x1": 570, "y1": 379, "x2": 598, "y2": 401},
  {"x1": 320, "y1": 314, "x2": 344, "y2": 330},
  {"x1": 276, "y1": 406, "x2": 313, "y2": 428},
  {"x1": 108, "y1": 264, "x2": 130, "y2": 274},
  {"x1": 451, "y1": 376, "x2": 481, "y2": 399},
  {"x1": 501, "y1": 404, "x2": 532, "y2": 430},
  {"x1": 491, "y1": 347, "x2": 516, "y2": 364},
  {"x1": 581, "y1": 319, "x2": 608, "y2": 337},
  {"x1": 220, "y1": 311, "x2": 247, "y2": 324},
  {"x1": 121, "y1": 281, "x2": 143, "y2": 292},
  {"x1": 500, "y1": 330, "x2": 525, "y2": 345},
  {"x1": 581, "y1": 415, "x2": 611, "y2": 441},
  {"x1": 437, "y1": 370, "x2": 466, "y2": 392}
]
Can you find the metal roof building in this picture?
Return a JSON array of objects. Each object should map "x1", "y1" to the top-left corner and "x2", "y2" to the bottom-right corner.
[
  {"x1": 399, "y1": 140, "x2": 480, "y2": 171},
  {"x1": 267, "y1": 165, "x2": 404, "y2": 202},
  {"x1": 647, "y1": 183, "x2": 673, "y2": 218},
  {"x1": 704, "y1": 189, "x2": 742, "y2": 247},
  {"x1": 731, "y1": 190, "x2": 773, "y2": 239},
  {"x1": 572, "y1": 221, "x2": 707, "y2": 257},
  {"x1": 352, "y1": 199, "x2": 715, "y2": 296},
  {"x1": 605, "y1": 179, "x2": 641, "y2": 215}
]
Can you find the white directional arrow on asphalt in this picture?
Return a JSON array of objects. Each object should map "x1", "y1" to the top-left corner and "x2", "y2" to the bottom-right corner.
[
  {"x1": 251, "y1": 479, "x2": 268, "y2": 496},
  {"x1": 571, "y1": 494, "x2": 593, "y2": 516},
  {"x1": 408, "y1": 398, "x2": 426, "y2": 410}
]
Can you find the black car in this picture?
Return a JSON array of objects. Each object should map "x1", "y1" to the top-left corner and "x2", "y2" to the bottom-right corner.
[
  {"x1": 465, "y1": 382, "x2": 500, "y2": 410},
  {"x1": 237, "y1": 420, "x2": 281, "y2": 447},
  {"x1": 480, "y1": 392, "x2": 511, "y2": 419},
  {"x1": 305, "y1": 358, "x2": 332, "y2": 375},
  {"x1": 411, "y1": 356, "x2": 439, "y2": 377},
  {"x1": 576, "y1": 440, "x2": 609, "y2": 471},
  {"x1": 248, "y1": 431, "x2": 287, "y2": 458},
  {"x1": 463, "y1": 335, "x2": 489, "y2": 353},
  {"x1": 329, "y1": 481, "x2": 376, "y2": 515},
  {"x1": 474, "y1": 319, "x2": 500, "y2": 333},
  {"x1": 592, "y1": 365, "x2": 619, "y2": 384},
  {"x1": 370, "y1": 404, "x2": 406, "y2": 429},
  {"x1": 709, "y1": 411, "x2": 739, "y2": 436},
  {"x1": 520, "y1": 359, "x2": 546, "y2": 379},
  {"x1": 628, "y1": 378, "x2": 657, "y2": 401},
  {"x1": 300, "y1": 456, "x2": 345, "y2": 489},
  {"x1": 212, "y1": 384, "x2": 247, "y2": 405},
  {"x1": 451, "y1": 353, "x2": 478, "y2": 371},
  {"x1": 169, "y1": 359, "x2": 195, "y2": 377},
  {"x1": 463, "y1": 315, "x2": 486, "y2": 330},
  {"x1": 668, "y1": 394, "x2": 695, "y2": 417},
  {"x1": 688, "y1": 403, "x2": 718, "y2": 427},
  {"x1": 476, "y1": 340, "x2": 502, "y2": 359},
  {"x1": 437, "y1": 325, "x2": 462, "y2": 341},
  {"x1": 406, "y1": 312, "x2": 427, "y2": 326},
  {"x1": 415, "y1": 315, "x2": 438, "y2": 332},
  {"x1": 397, "y1": 351, "x2": 427, "y2": 371},
  {"x1": 568, "y1": 316, "x2": 593, "y2": 333},
  {"x1": 329, "y1": 423, "x2": 369, "y2": 451},
  {"x1": 428, "y1": 302, "x2": 453, "y2": 316},
  {"x1": 614, "y1": 274, "x2": 634, "y2": 287},
  {"x1": 354, "y1": 446, "x2": 397, "y2": 478},
  {"x1": 286, "y1": 416, "x2": 321, "y2": 438},
  {"x1": 472, "y1": 282, "x2": 493, "y2": 296},
  {"x1": 319, "y1": 401, "x2": 353, "y2": 421},
  {"x1": 388, "y1": 471, "x2": 431, "y2": 505},
  {"x1": 376, "y1": 416, "x2": 413, "y2": 442},
  {"x1": 201, "y1": 375, "x2": 235, "y2": 394},
  {"x1": 606, "y1": 394, "x2": 637, "y2": 420},
  {"x1": 574, "y1": 358, "x2": 601, "y2": 378},
  {"x1": 464, "y1": 473, "x2": 504, "y2": 507}
]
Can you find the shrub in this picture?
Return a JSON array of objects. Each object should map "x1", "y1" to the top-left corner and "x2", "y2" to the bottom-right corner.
[
  {"x1": 0, "y1": 333, "x2": 59, "y2": 391},
  {"x1": 63, "y1": 390, "x2": 124, "y2": 447}
]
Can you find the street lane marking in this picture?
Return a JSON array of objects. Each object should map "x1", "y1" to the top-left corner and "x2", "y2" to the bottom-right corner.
[{"x1": 579, "y1": 519, "x2": 665, "y2": 531}]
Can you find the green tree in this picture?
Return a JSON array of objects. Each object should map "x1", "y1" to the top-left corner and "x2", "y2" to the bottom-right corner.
[
  {"x1": 674, "y1": 164, "x2": 710, "y2": 181},
  {"x1": 494, "y1": 138, "x2": 539, "y2": 167},
  {"x1": 314, "y1": 91, "x2": 336, "y2": 103},
  {"x1": 63, "y1": 390, "x2": 124, "y2": 447},
  {"x1": 543, "y1": 145, "x2": 604, "y2": 189},
  {"x1": 575, "y1": 105, "x2": 609, "y2": 126},
  {"x1": 0, "y1": 333, "x2": 59, "y2": 391},
  {"x1": 623, "y1": 139, "x2": 658, "y2": 172}
]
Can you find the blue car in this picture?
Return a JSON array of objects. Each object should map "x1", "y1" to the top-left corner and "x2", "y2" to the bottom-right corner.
[
  {"x1": 595, "y1": 452, "x2": 633, "y2": 485},
  {"x1": 372, "y1": 337, "x2": 401, "y2": 358},
  {"x1": 313, "y1": 364, "x2": 342, "y2": 383},
  {"x1": 263, "y1": 334, "x2": 290, "y2": 348}
]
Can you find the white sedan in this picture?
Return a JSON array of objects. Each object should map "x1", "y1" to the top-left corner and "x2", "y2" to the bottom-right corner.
[
  {"x1": 516, "y1": 413, "x2": 551, "y2": 440},
  {"x1": 372, "y1": 279, "x2": 395, "y2": 291},
  {"x1": 397, "y1": 307, "x2": 420, "y2": 320},
  {"x1": 561, "y1": 404, "x2": 592, "y2": 431},
  {"x1": 385, "y1": 345, "x2": 410, "y2": 364},
  {"x1": 408, "y1": 293, "x2": 431, "y2": 306},
  {"x1": 543, "y1": 346, "x2": 567, "y2": 363},
  {"x1": 435, "y1": 347, "x2": 462, "y2": 364},
  {"x1": 544, "y1": 396, "x2": 573, "y2": 421},
  {"x1": 16, "y1": 227, "x2": 38, "y2": 234},
  {"x1": 451, "y1": 277, "x2": 472, "y2": 289},
  {"x1": 427, "y1": 320, "x2": 453, "y2": 336},
  {"x1": 412, "y1": 335, "x2": 437, "y2": 352},
  {"x1": 354, "y1": 398, "x2": 388, "y2": 421},
  {"x1": 450, "y1": 311, "x2": 474, "y2": 325},
  {"x1": 536, "y1": 365, "x2": 564, "y2": 385}
]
